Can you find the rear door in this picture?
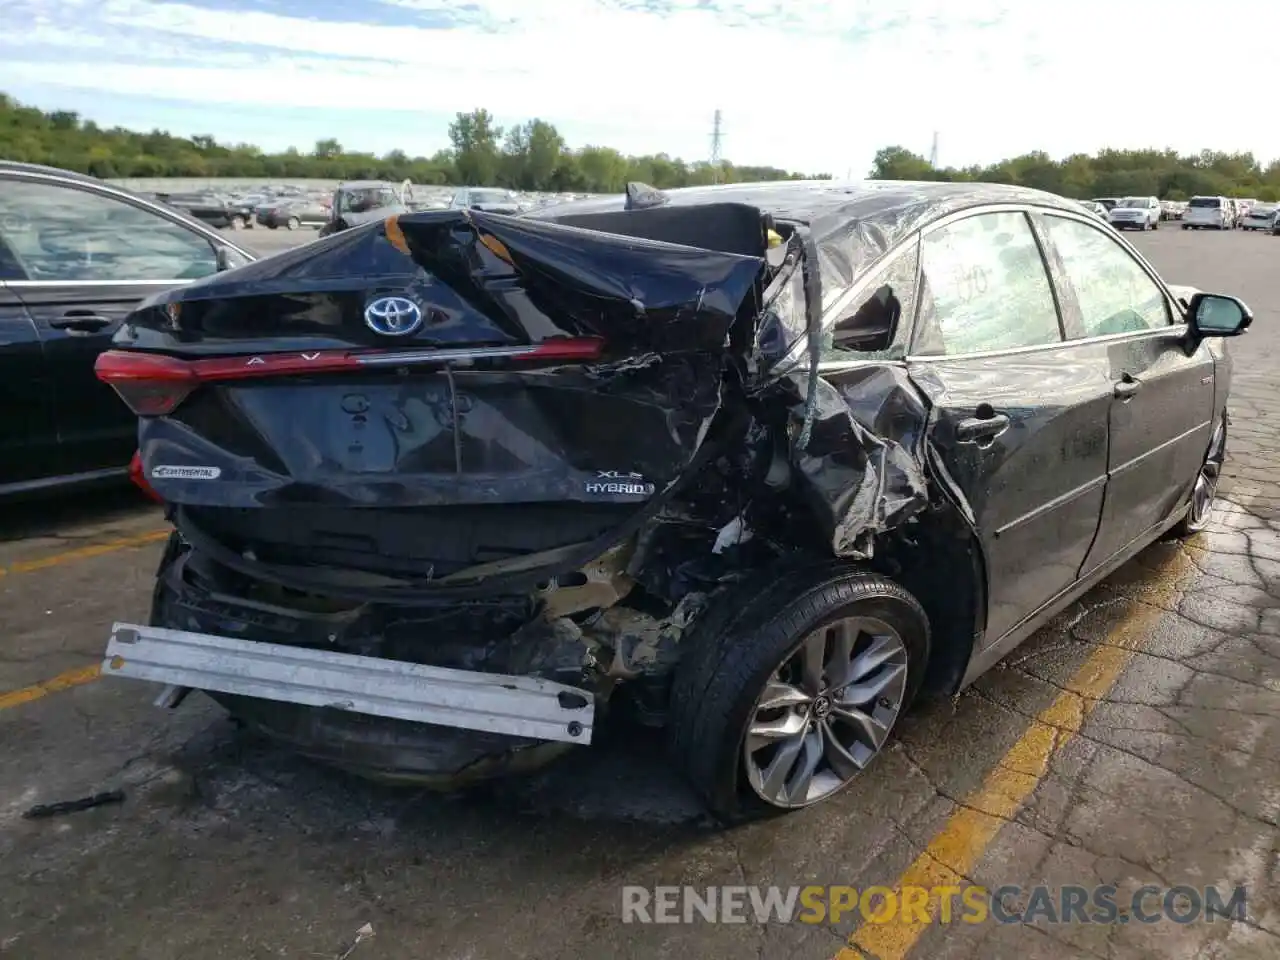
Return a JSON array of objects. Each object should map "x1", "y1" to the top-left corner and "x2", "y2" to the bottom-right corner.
[
  {"x1": 906, "y1": 208, "x2": 1113, "y2": 644},
  {"x1": 1034, "y1": 212, "x2": 1215, "y2": 575},
  {"x1": 0, "y1": 173, "x2": 224, "y2": 476}
]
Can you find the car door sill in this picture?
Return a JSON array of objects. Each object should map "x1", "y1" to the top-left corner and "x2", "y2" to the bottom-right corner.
[
  {"x1": 0, "y1": 465, "x2": 129, "y2": 497},
  {"x1": 959, "y1": 503, "x2": 1191, "y2": 688}
]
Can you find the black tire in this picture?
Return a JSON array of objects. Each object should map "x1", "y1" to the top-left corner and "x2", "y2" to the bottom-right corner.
[
  {"x1": 1183, "y1": 224, "x2": 1190, "y2": 230},
  {"x1": 148, "y1": 531, "x2": 186, "y2": 627},
  {"x1": 1151, "y1": 219, "x2": 1158, "y2": 230},
  {"x1": 1174, "y1": 412, "x2": 1227, "y2": 538},
  {"x1": 667, "y1": 564, "x2": 930, "y2": 823}
]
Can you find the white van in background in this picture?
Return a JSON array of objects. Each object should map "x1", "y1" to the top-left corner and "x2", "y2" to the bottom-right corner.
[{"x1": 1183, "y1": 196, "x2": 1231, "y2": 230}]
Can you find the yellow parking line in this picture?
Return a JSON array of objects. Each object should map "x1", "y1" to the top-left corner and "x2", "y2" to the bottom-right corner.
[
  {"x1": 837, "y1": 552, "x2": 1193, "y2": 960},
  {"x1": 0, "y1": 664, "x2": 103, "y2": 712},
  {"x1": 0, "y1": 529, "x2": 170, "y2": 578}
]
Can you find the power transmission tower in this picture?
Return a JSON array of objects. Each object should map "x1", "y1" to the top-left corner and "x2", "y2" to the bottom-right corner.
[
  {"x1": 929, "y1": 131, "x2": 939, "y2": 168},
  {"x1": 710, "y1": 109, "x2": 724, "y2": 183}
]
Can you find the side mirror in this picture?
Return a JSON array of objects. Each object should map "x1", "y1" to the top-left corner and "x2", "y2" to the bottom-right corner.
[
  {"x1": 830, "y1": 282, "x2": 900, "y2": 353},
  {"x1": 215, "y1": 246, "x2": 249, "y2": 272},
  {"x1": 1187, "y1": 292, "x2": 1252, "y2": 339}
]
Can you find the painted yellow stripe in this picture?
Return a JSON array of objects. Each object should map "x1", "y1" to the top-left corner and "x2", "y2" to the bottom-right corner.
[
  {"x1": 0, "y1": 529, "x2": 170, "y2": 578},
  {"x1": 0, "y1": 664, "x2": 103, "y2": 711},
  {"x1": 837, "y1": 552, "x2": 1193, "y2": 960}
]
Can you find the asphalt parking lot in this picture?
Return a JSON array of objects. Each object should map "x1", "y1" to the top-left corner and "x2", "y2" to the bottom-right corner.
[
  {"x1": 3, "y1": 225, "x2": 1280, "y2": 960},
  {"x1": 232, "y1": 222, "x2": 325, "y2": 257}
]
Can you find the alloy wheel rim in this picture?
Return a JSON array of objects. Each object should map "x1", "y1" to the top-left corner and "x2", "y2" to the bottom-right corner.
[
  {"x1": 1189, "y1": 423, "x2": 1226, "y2": 528},
  {"x1": 743, "y1": 616, "x2": 909, "y2": 809}
]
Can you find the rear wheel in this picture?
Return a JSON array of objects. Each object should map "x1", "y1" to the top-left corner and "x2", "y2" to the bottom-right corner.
[
  {"x1": 667, "y1": 566, "x2": 929, "y2": 823},
  {"x1": 287, "y1": 216, "x2": 300, "y2": 231},
  {"x1": 1175, "y1": 414, "x2": 1226, "y2": 536}
]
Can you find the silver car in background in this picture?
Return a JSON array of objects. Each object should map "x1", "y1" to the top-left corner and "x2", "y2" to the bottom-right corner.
[
  {"x1": 1183, "y1": 196, "x2": 1232, "y2": 230},
  {"x1": 1241, "y1": 202, "x2": 1278, "y2": 231}
]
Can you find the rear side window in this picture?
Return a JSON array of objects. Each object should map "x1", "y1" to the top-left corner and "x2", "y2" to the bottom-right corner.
[
  {"x1": 912, "y1": 211, "x2": 1061, "y2": 356},
  {"x1": 821, "y1": 242, "x2": 918, "y2": 360},
  {"x1": 1041, "y1": 215, "x2": 1171, "y2": 337}
]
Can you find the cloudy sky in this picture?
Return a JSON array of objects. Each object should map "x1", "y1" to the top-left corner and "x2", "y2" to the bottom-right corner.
[{"x1": 0, "y1": 0, "x2": 1270, "y2": 175}]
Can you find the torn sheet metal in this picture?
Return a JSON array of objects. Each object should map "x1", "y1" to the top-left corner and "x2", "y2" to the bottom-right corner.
[
  {"x1": 784, "y1": 364, "x2": 930, "y2": 558},
  {"x1": 121, "y1": 209, "x2": 763, "y2": 357}
]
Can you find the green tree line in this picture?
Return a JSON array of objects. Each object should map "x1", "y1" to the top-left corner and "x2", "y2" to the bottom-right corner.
[
  {"x1": 10, "y1": 93, "x2": 1277, "y2": 199},
  {"x1": 0, "y1": 95, "x2": 819, "y2": 192},
  {"x1": 870, "y1": 145, "x2": 1280, "y2": 202}
]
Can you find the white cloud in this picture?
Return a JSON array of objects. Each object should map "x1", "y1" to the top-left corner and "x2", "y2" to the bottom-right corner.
[{"x1": 0, "y1": 0, "x2": 1275, "y2": 172}]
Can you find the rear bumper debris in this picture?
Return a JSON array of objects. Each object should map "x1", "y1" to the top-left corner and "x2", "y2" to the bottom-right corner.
[{"x1": 103, "y1": 622, "x2": 595, "y2": 745}]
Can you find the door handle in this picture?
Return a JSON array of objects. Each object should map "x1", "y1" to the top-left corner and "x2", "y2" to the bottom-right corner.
[
  {"x1": 50, "y1": 311, "x2": 112, "y2": 332},
  {"x1": 956, "y1": 412, "x2": 1011, "y2": 443},
  {"x1": 1113, "y1": 375, "x2": 1141, "y2": 399}
]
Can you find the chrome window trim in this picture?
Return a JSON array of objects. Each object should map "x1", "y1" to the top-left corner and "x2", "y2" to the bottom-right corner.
[
  {"x1": 0, "y1": 169, "x2": 253, "y2": 260},
  {"x1": 906, "y1": 322, "x2": 1191, "y2": 363},
  {"x1": 2, "y1": 279, "x2": 196, "y2": 288}
]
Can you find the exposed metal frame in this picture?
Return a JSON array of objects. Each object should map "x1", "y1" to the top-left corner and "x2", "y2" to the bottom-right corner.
[{"x1": 104, "y1": 622, "x2": 596, "y2": 745}]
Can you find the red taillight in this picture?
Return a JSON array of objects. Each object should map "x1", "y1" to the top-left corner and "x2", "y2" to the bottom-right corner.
[
  {"x1": 95, "y1": 351, "x2": 198, "y2": 416},
  {"x1": 128, "y1": 451, "x2": 163, "y2": 503},
  {"x1": 95, "y1": 339, "x2": 605, "y2": 415}
]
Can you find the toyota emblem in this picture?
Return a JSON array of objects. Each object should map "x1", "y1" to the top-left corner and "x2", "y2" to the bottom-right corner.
[{"x1": 364, "y1": 296, "x2": 424, "y2": 336}]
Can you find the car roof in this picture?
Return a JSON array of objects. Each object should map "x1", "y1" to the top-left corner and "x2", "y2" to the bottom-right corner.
[
  {"x1": 532, "y1": 179, "x2": 1082, "y2": 226},
  {"x1": 340, "y1": 180, "x2": 399, "y2": 189},
  {"x1": 530, "y1": 179, "x2": 1091, "y2": 297}
]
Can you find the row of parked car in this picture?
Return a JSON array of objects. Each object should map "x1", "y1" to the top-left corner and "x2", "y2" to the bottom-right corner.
[
  {"x1": 148, "y1": 184, "x2": 332, "y2": 231},
  {"x1": 1182, "y1": 196, "x2": 1280, "y2": 232},
  {"x1": 1087, "y1": 195, "x2": 1278, "y2": 232},
  {"x1": 144, "y1": 182, "x2": 590, "y2": 234}
]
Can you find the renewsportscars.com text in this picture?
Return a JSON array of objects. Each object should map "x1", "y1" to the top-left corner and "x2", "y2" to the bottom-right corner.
[{"x1": 621, "y1": 884, "x2": 1248, "y2": 926}]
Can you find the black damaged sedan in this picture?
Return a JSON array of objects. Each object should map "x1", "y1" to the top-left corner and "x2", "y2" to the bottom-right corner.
[{"x1": 96, "y1": 180, "x2": 1249, "y2": 821}]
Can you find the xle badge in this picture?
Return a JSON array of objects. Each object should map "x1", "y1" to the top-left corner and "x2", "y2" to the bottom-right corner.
[{"x1": 584, "y1": 470, "x2": 655, "y2": 497}]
